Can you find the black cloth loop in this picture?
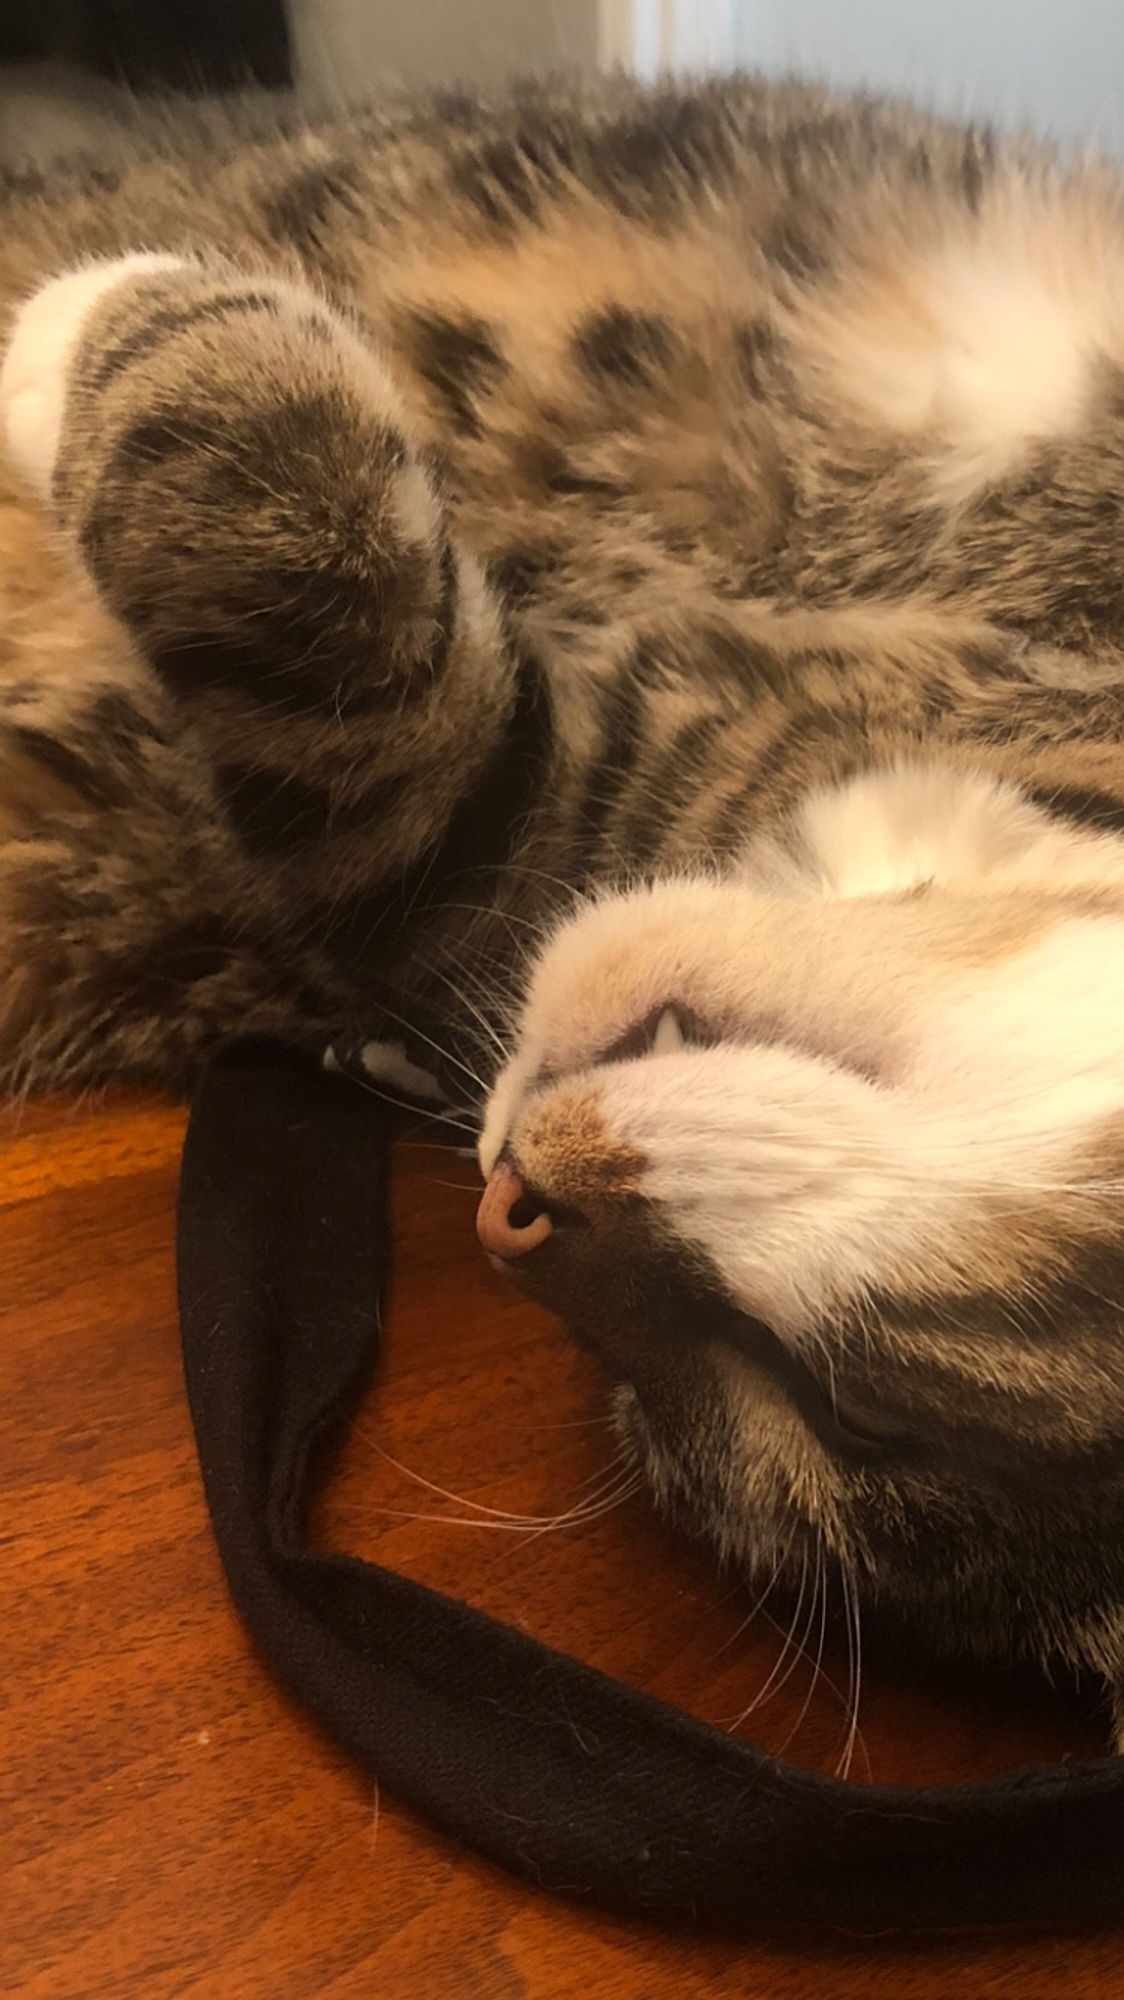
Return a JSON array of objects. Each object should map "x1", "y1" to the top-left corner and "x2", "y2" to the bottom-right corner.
[{"x1": 176, "y1": 1042, "x2": 1124, "y2": 1935}]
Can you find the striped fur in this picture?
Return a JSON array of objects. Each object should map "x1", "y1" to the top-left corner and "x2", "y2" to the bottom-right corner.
[{"x1": 7, "y1": 75, "x2": 1124, "y2": 1732}]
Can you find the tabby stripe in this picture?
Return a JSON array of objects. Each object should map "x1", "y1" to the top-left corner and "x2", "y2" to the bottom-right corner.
[
  {"x1": 82, "y1": 290, "x2": 284, "y2": 395},
  {"x1": 260, "y1": 159, "x2": 365, "y2": 260},
  {"x1": 105, "y1": 613, "x2": 408, "y2": 724},
  {"x1": 75, "y1": 409, "x2": 230, "y2": 584},
  {"x1": 95, "y1": 411, "x2": 228, "y2": 478},
  {"x1": 544, "y1": 468, "x2": 624, "y2": 499},
  {"x1": 1025, "y1": 783, "x2": 1124, "y2": 837},
  {"x1": 321, "y1": 649, "x2": 552, "y2": 980},
  {"x1": 704, "y1": 769, "x2": 764, "y2": 859},
  {"x1": 968, "y1": 682, "x2": 1116, "y2": 748},
  {"x1": 148, "y1": 630, "x2": 350, "y2": 724},
  {"x1": 698, "y1": 626, "x2": 806, "y2": 700},
  {"x1": 405, "y1": 307, "x2": 507, "y2": 439},
  {"x1": 5, "y1": 725, "x2": 121, "y2": 808},
  {"x1": 90, "y1": 690, "x2": 164, "y2": 749},
  {"x1": 568, "y1": 669, "x2": 646, "y2": 878},
  {"x1": 706, "y1": 701, "x2": 862, "y2": 854},
  {"x1": 574, "y1": 307, "x2": 676, "y2": 390},
  {"x1": 860, "y1": 1246, "x2": 1124, "y2": 1352},
  {"x1": 960, "y1": 129, "x2": 995, "y2": 213},
  {"x1": 617, "y1": 712, "x2": 727, "y2": 869},
  {"x1": 486, "y1": 544, "x2": 559, "y2": 607}
]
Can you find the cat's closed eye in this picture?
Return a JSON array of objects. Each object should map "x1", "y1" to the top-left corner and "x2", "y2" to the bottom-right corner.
[{"x1": 594, "y1": 1002, "x2": 714, "y2": 1066}]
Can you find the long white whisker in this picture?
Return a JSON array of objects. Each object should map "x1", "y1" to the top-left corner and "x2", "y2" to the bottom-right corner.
[
  {"x1": 342, "y1": 1069, "x2": 478, "y2": 1135},
  {"x1": 729, "y1": 1548, "x2": 810, "y2": 1727},
  {"x1": 365, "y1": 1440, "x2": 629, "y2": 1526},
  {"x1": 837, "y1": 1561, "x2": 870, "y2": 1780},
  {"x1": 707, "y1": 1531, "x2": 796, "y2": 1666},
  {"x1": 776, "y1": 1545, "x2": 829, "y2": 1758},
  {"x1": 364, "y1": 997, "x2": 491, "y2": 1096},
  {"x1": 359, "y1": 1472, "x2": 644, "y2": 1537},
  {"x1": 435, "y1": 978, "x2": 509, "y2": 1065},
  {"x1": 756, "y1": 1556, "x2": 825, "y2": 1718},
  {"x1": 508, "y1": 1467, "x2": 643, "y2": 1548}
]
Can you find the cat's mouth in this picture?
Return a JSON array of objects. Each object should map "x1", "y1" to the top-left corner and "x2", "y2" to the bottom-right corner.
[{"x1": 478, "y1": 1162, "x2": 901, "y2": 1456}]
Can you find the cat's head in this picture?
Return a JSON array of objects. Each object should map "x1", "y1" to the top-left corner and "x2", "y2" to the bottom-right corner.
[{"x1": 478, "y1": 866, "x2": 1124, "y2": 1722}]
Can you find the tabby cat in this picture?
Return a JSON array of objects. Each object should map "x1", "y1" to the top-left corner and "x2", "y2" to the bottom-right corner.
[{"x1": 5, "y1": 72, "x2": 1124, "y2": 1744}]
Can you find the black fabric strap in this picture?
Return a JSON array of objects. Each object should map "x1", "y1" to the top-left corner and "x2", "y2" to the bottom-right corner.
[{"x1": 176, "y1": 1042, "x2": 1124, "y2": 1935}]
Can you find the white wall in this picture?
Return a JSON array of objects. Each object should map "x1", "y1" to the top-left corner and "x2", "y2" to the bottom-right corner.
[
  {"x1": 5, "y1": 1, "x2": 1119, "y2": 170},
  {"x1": 734, "y1": 0, "x2": 1124, "y2": 152}
]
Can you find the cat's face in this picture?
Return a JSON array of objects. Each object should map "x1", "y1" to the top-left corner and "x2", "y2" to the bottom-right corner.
[{"x1": 479, "y1": 871, "x2": 1124, "y2": 1704}]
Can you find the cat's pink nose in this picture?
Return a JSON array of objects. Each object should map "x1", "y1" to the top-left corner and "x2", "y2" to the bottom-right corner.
[{"x1": 476, "y1": 1161, "x2": 553, "y2": 1261}]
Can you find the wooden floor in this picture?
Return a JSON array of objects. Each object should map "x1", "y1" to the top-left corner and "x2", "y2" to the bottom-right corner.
[{"x1": 2, "y1": 1093, "x2": 1122, "y2": 1999}]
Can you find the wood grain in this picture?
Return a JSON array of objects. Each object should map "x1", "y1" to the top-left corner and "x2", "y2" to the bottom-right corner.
[{"x1": 2, "y1": 1093, "x2": 1121, "y2": 1999}]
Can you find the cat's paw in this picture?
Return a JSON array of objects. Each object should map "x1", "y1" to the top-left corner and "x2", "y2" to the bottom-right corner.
[{"x1": 0, "y1": 253, "x2": 184, "y2": 498}]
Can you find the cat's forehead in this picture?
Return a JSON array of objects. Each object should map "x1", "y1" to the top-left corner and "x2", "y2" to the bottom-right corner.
[{"x1": 521, "y1": 870, "x2": 1124, "y2": 1059}]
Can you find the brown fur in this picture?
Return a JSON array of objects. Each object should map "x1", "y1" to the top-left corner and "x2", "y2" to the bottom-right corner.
[
  {"x1": 518, "y1": 1089, "x2": 647, "y2": 1208},
  {"x1": 7, "y1": 74, "x2": 1124, "y2": 1732}
]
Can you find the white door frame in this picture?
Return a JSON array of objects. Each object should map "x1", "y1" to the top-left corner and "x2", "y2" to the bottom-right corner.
[{"x1": 598, "y1": 0, "x2": 741, "y2": 76}]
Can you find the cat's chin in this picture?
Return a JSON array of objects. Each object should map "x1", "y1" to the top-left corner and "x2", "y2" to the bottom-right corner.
[
  {"x1": 484, "y1": 1211, "x2": 857, "y2": 1448},
  {"x1": 486, "y1": 1217, "x2": 842, "y2": 1555}
]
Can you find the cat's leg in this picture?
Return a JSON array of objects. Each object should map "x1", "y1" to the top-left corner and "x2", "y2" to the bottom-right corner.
[
  {"x1": 1, "y1": 253, "x2": 517, "y2": 911},
  {"x1": 0, "y1": 254, "x2": 523, "y2": 1089},
  {"x1": 0, "y1": 495, "x2": 333, "y2": 1091}
]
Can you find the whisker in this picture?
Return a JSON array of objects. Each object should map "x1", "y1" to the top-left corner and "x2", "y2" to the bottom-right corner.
[
  {"x1": 427, "y1": 972, "x2": 508, "y2": 1066},
  {"x1": 706, "y1": 1531, "x2": 795, "y2": 1666},
  {"x1": 343, "y1": 1070, "x2": 478, "y2": 1137},
  {"x1": 362, "y1": 1469, "x2": 648, "y2": 1539},
  {"x1": 365, "y1": 1441, "x2": 546, "y2": 1521},
  {"x1": 504, "y1": 1468, "x2": 644, "y2": 1549},
  {"x1": 515, "y1": 1414, "x2": 615, "y2": 1431},
  {"x1": 366, "y1": 997, "x2": 491, "y2": 1096},
  {"x1": 775, "y1": 1545, "x2": 829, "y2": 1759},
  {"x1": 755, "y1": 1561, "x2": 825, "y2": 1718},
  {"x1": 394, "y1": 1137, "x2": 479, "y2": 1156},
  {"x1": 727, "y1": 1548, "x2": 810, "y2": 1728},
  {"x1": 837, "y1": 1560, "x2": 871, "y2": 1780},
  {"x1": 361, "y1": 1439, "x2": 634, "y2": 1528},
  {"x1": 434, "y1": 899, "x2": 550, "y2": 937}
]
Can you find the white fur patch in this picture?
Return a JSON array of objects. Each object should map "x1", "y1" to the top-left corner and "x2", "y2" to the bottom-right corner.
[
  {"x1": 742, "y1": 762, "x2": 1124, "y2": 901},
  {"x1": 923, "y1": 248, "x2": 1093, "y2": 476},
  {"x1": 484, "y1": 760, "x2": 1124, "y2": 1346},
  {"x1": 854, "y1": 253, "x2": 1090, "y2": 456},
  {"x1": 793, "y1": 202, "x2": 1124, "y2": 497},
  {"x1": 0, "y1": 253, "x2": 186, "y2": 494}
]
